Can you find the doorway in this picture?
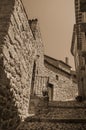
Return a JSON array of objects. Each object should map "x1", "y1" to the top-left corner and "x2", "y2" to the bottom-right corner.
[{"x1": 48, "y1": 83, "x2": 53, "y2": 101}]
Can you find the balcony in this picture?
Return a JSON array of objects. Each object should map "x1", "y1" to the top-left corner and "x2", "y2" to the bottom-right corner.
[{"x1": 80, "y1": 0, "x2": 86, "y2": 12}]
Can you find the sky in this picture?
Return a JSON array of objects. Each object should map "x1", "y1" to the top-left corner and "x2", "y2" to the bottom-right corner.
[{"x1": 22, "y1": 0, "x2": 75, "y2": 69}]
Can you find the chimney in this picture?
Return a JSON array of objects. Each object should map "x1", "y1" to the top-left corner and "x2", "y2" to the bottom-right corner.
[{"x1": 65, "y1": 57, "x2": 69, "y2": 65}]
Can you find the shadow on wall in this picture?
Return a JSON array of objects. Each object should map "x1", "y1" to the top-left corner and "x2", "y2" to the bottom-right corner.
[
  {"x1": 0, "y1": 1, "x2": 21, "y2": 130},
  {"x1": 0, "y1": 58, "x2": 20, "y2": 130}
]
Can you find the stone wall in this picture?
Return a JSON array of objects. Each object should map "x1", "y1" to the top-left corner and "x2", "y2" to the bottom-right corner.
[
  {"x1": 0, "y1": 0, "x2": 80, "y2": 130},
  {"x1": 44, "y1": 61, "x2": 78, "y2": 101},
  {"x1": 71, "y1": 0, "x2": 86, "y2": 99},
  {"x1": 0, "y1": 0, "x2": 45, "y2": 129},
  {"x1": 3, "y1": 0, "x2": 36, "y2": 119}
]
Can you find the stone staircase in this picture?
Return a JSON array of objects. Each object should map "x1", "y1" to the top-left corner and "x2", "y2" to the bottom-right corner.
[{"x1": 17, "y1": 101, "x2": 86, "y2": 130}]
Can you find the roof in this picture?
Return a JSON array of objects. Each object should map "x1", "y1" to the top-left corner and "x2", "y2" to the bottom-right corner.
[
  {"x1": 45, "y1": 59, "x2": 71, "y2": 76},
  {"x1": 44, "y1": 55, "x2": 71, "y2": 68},
  {"x1": 44, "y1": 55, "x2": 77, "y2": 81},
  {"x1": 44, "y1": 55, "x2": 72, "y2": 77}
]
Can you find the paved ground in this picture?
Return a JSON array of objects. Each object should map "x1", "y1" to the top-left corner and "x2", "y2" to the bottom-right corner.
[{"x1": 16, "y1": 101, "x2": 86, "y2": 130}]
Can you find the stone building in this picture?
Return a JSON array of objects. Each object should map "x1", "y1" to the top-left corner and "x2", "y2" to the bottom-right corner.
[
  {"x1": 44, "y1": 55, "x2": 78, "y2": 101},
  {"x1": 0, "y1": 0, "x2": 80, "y2": 129},
  {"x1": 71, "y1": 0, "x2": 86, "y2": 100},
  {"x1": 0, "y1": 0, "x2": 46, "y2": 129}
]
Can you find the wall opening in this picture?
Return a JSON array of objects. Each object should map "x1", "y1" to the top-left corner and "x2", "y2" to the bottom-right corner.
[{"x1": 48, "y1": 83, "x2": 53, "y2": 101}]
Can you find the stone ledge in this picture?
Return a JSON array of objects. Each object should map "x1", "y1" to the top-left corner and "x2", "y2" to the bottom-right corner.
[
  {"x1": 49, "y1": 101, "x2": 86, "y2": 108},
  {"x1": 25, "y1": 117, "x2": 86, "y2": 123},
  {"x1": 16, "y1": 120, "x2": 86, "y2": 130}
]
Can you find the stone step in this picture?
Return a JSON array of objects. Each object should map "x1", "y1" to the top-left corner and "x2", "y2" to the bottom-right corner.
[
  {"x1": 17, "y1": 101, "x2": 86, "y2": 130},
  {"x1": 17, "y1": 117, "x2": 86, "y2": 130},
  {"x1": 25, "y1": 116, "x2": 86, "y2": 123},
  {"x1": 49, "y1": 101, "x2": 86, "y2": 108},
  {"x1": 35, "y1": 101, "x2": 86, "y2": 119}
]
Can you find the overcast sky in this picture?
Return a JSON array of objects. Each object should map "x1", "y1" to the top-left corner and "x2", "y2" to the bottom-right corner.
[{"x1": 22, "y1": 0, "x2": 75, "y2": 69}]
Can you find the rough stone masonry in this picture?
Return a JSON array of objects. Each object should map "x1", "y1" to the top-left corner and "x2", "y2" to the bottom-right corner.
[
  {"x1": 0, "y1": 0, "x2": 45, "y2": 130},
  {"x1": 0, "y1": 0, "x2": 79, "y2": 130}
]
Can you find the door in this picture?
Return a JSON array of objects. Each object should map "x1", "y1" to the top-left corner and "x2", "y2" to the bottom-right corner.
[{"x1": 48, "y1": 83, "x2": 53, "y2": 101}]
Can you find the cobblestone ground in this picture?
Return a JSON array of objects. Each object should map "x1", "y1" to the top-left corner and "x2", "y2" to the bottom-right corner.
[
  {"x1": 17, "y1": 121, "x2": 86, "y2": 130},
  {"x1": 16, "y1": 101, "x2": 86, "y2": 130}
]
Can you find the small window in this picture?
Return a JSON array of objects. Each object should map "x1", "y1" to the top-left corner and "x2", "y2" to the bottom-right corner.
[{"x1": 56, "y1": 75, "x2": 59, "y2": 80}]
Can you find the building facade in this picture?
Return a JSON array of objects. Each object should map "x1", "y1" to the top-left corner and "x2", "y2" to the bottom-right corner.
[
  {"x1": 71, "y1": 0, "x2": 86, "y2": 100},
  {"x1": 44, "y1": 55, "x2": 78, "y2": 101},
  {"x1": 0, "y1": 0, "x2": 46, "y2": 129},
  {"x1": 0, "y1": 0, "x2": 79, "y2": 129}
]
